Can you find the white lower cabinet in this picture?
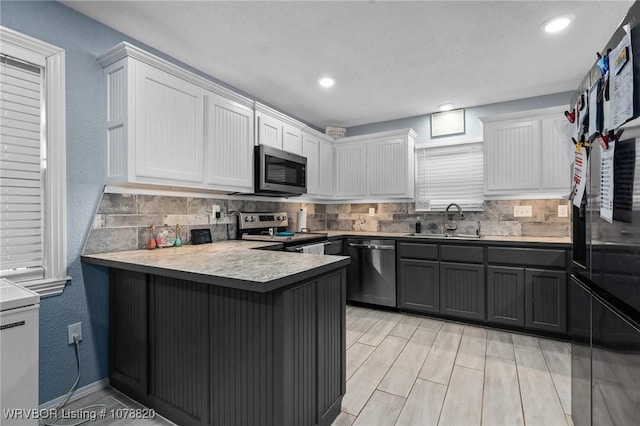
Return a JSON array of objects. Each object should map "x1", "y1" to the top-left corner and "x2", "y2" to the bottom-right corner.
[{"x1": 205, "y1": 93, "x2": 254, "y2": 192}]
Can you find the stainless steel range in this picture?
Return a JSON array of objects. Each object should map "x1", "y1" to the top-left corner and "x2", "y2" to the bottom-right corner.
[{"x1": 237, "y1": 211, "x2": 330, "y2": 252}]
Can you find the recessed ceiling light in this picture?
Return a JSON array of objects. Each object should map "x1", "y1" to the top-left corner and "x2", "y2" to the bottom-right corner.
[
  {"x1": 438, "y1": 103, "x2": 453, "y2": 112},
  {"x1": 543, "y1": 15, "x2": 573, "y2": 33},
  {"x1": 318, "y1": 77, "x2": 335, "y2": 88}
]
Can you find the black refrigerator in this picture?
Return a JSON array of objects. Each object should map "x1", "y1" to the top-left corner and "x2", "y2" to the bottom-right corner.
[{"x1": 571, "y1": 4, "x2": 640, "y2": 424}]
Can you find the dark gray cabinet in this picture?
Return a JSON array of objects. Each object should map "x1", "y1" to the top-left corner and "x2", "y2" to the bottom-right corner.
[
  {"x1": 398, "y1": 259, "x2": 440, "y2": 313},
  {"x1": 440, "y1": 262, "x2": 486, "y2": 321},
  {"x1": 487, "y1": 266, "x2": 525, "y2": 327},
  {"x1": 398, "y1": 240, "x2": 569, "y2": 337},
  {"x1": 525, "y1": 268, "x2": 567, "y2": 333},
  {"x1": 150, "y1": 276, "x2": 209, "y2": 425},
  {"x1": 109, "y1": 269, "x2": 148, "y2": 402},
  {"x1": 109, "y1": 268, "x2": 346, "y2": 426},
  {"x1": 487, "y1": 247, "x2": 568, "y2": 334}
]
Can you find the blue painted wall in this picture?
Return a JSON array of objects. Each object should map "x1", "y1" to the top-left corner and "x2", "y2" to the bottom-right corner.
[
  {"x1": 0, "y1": 0, "x2": 254, "y2": 404},
  {"x1": 347, "y1": 91, "x2": 572, "y2": 141}
]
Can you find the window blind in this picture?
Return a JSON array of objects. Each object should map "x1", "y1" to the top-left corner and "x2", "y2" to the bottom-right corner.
[
  {"x1": 416, "y1": 141, "x2": 484, "y2": 211},
  {"x1": 0, "y1": 55, "x2": 45, "y2": 282}
]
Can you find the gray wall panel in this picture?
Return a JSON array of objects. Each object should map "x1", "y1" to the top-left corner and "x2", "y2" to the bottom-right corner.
[
  {"x1": 209, "y1": 286, "x2": 275, "y2": 426},
  {"x1": 150, "y1": 276, "x2": 209, "y2": 425},
  {"x1": 110, "y1": 269, "x2": 148, "y2": 399}
]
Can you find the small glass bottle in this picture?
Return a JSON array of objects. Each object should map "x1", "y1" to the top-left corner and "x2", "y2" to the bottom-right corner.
[
  {"x1": 147, "y1": 225, "x2": 157, "y2": 249},
  {"x1": 174, "y1": 224, "x2": 183, "y2": 247},
  {"x1": 415, "y1": 217, "x2": 422, "y2": 234}
]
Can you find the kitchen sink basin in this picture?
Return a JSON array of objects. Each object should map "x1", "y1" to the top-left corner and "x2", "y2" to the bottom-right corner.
[{"x1": 407, "y1": 233, "x2": 481, "y2": 240}]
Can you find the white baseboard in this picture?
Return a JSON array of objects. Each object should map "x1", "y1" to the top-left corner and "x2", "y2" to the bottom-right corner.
[{"x1": 39, "y1": 378, "x2": 110, "y2": 410}]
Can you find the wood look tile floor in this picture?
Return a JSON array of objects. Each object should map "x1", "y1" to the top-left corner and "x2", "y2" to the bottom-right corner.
[
  {"x1": 55, "y1": 387, "x2": 176, "y2": 425},
  {"x1": 333, "y1": 306, "x2": 573, "y2": 426},
  {"x1": 61, "y1": 306, "x2": 571, "y2": 426}
]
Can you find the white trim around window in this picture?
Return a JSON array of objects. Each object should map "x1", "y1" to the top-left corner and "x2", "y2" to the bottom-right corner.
[{"x1": 1, "y1": 26, "x2": 70, "y2": 296}]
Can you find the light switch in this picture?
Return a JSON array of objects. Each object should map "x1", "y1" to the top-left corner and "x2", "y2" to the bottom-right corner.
[{"x1": 368, "y1": 207, "x2": 375, "y2": 216}]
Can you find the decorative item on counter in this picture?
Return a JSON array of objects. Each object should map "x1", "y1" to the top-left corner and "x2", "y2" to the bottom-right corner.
[
  {"x1": 174, "y1": 224, "x2": 183, "y2": 247},
  {"x1": 147, "y1": 225, "x2": 157, "y2": 250},
  {"x1": 415, "y1": 217, "x2": 422, "y2": 233},
  {"x1": 155, "y1": 224, "x2": 176, "y2": 248}
]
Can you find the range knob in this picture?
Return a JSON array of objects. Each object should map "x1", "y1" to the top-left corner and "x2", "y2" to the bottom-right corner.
[
  {"x1": 277, "y1": 215, "x2": 285, "y2": 221},
  {"x1": 245, "y1": 216, "x2": 255, "y2": 222}
]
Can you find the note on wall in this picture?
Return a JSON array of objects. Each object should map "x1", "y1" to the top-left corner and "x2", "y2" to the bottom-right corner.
[
  {"x1": 588, "y1": 81, "x2": 600, "y2": 138},
  {"x1": 610, "y1": 24, "x2": 634, "y2": 129},
  {"x1": 600, "y1": 140, "x2": 615, "y2": 223},
  {"x1": 573, "y1": 146, "x2": 588, "y2": 208}
]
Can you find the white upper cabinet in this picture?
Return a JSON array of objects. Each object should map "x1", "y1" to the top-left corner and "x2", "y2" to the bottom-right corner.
[
  {"x1": 334, "y1": 142, "x2": 368, "y2": 197},
  {"x1": 99, "y1": 42, "x2": 255, "y2": 192},
  {"x1": 205, "y1": 93, "x2": 254, "y2": 192},
  {"x1": 367, "y1": 135, "x2": 414, "y2": 197},
  {"x1": 484, "y1": 119, "x2": 540, "y2": 192},
  {"x1": 482, "y1": 106, "x2": 570, "y2": 198},
  {"x1": 256, "y1": 112, "x2": 282, "y2": 150},
  {"x1": 318, "y1": 139, "x2": 334, "y2": 198},
  {"x1": 303, "y1": 129, "x2": 335, "y2": 199},
  {"x1": 255, "y1": 103, "x2": 304, "y2": 155},
  {"x1": 133, "y1": 61, "x2": 205, "y2": 183},
  {"x1": 540, "y1": 115, "x2": 571, "y2": 191},
  {"x1": 302, "y1": 132, "x2": 320, "y2": 196},
  {"x1": 334, "y1": 129, "x2": 416, "y2": 199}
]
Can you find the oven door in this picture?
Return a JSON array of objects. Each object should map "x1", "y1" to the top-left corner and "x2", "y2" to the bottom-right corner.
[{"x1": 255, "y1": 145, "x2": 307, "y2": 195}]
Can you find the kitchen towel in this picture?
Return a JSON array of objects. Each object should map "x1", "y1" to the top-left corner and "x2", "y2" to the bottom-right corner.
[
  {"x1": 302, "y1": 243, "x2": 324, "y2": 255},
  {"x1": 297, "y1": 209, "x2": 307, "y2": 232}
]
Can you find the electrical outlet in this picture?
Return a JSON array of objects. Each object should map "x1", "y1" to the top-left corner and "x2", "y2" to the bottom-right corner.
[
  {"x1": 558, "y1": 205, "x2": 569, "y2": 218},
  {"x1": 368, "y1": 207, "x2": 375, "y2": 216},
  {"x1": 68, "y1": 322, "x2": 83, "y2": 344},
  {"x1": 513, "y1": 205, "x2": 532, "y2": 217},
  {"x1": 212, "y1": 205, "x2": 221, "y2": 219}
]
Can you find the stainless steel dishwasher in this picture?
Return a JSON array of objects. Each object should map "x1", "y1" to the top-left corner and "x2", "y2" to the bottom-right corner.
[{"x1": 347, "y1": 239, "x2": 396, "y2": 307}]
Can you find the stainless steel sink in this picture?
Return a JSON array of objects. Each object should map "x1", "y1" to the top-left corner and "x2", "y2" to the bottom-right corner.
[{"x1": 407, "y1": 233, "x2": 481, "y2": 240}]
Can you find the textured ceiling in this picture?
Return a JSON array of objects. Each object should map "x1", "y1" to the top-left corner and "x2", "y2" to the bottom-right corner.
[{"x1": 62, "y1": 0, "x2": 633, "y2": 129}]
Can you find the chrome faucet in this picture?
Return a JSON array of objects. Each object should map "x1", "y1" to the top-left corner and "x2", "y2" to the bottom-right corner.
[
  {"x1": 445, "y1": 203, "x2": 464, "y2": 221},
  {"x1": 444, "y1": 203, "x2": 464, "y2": 231}
]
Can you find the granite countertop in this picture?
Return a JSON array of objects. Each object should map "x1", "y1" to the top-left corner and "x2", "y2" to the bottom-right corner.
[
  {"x1": 82, "y1": 240, "x2": 350, "y2": 293},
  {"x1": 326, "y1": 231, "x2": 571, "y2": 245}
]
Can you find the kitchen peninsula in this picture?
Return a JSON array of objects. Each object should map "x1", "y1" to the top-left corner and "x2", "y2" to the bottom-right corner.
[{"x1": 82, "y1": 241, "x2": 349, "y2": 426}]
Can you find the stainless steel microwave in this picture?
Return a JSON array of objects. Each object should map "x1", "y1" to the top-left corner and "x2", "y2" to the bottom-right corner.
[{"x1": 254, "y1": 145, "x2": 307, "y2": 196}]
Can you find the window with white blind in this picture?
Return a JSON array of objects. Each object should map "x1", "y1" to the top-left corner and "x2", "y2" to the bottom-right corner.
[
  {"x1": 1, "y1": 26, "x2": 68, "y2": 296},
  {"x1": 0, "y1": 56, "x2": 44, "y2": 282},
  {"x1": 415, "y1": 140, "x2": 484, "y2": 211}
]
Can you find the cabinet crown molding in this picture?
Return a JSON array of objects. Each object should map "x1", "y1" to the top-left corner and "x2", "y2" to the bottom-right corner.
[
  {"x1": 97, "y1": 42, "x2": 254, "y2": 108},
  {"x1": 254, "y1": 102, "x2": 305, "y2": 129},
  {"x1": 340, "y1": 128, "x2": 417, "y2": 143},
  {"x1": 302, "y1": 126, "x2": 335, "y2": 142},
  {"x1": 479, "y1": 105, "x2": 565, "y2": 124}
]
